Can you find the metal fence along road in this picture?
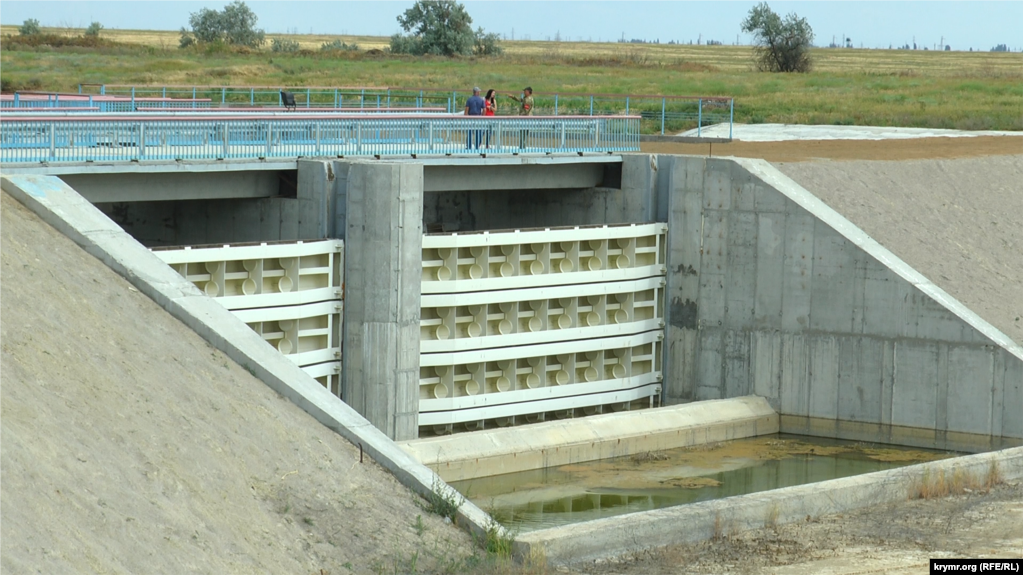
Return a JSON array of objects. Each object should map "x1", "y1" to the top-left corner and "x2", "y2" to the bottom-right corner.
[
  {"x1": 64, "y1": 85, "x2": 734, "y2": 137},
  {"x1": 0, "y1": 113, "x2": 640, "y2": 163}
]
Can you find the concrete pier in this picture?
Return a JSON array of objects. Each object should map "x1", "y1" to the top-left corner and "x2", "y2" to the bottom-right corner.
[{"x1": 341, "y1": 162, "x2": 424, "y2": 441}]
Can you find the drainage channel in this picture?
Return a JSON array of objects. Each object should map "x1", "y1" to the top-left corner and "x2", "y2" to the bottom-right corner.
[{"x1": 450, "y1": 434, "x2": 956, "y2": 533}]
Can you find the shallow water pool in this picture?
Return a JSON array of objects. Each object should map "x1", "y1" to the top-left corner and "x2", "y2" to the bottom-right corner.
[{"x1": 450, "y1": 434, "x2": 955, "y2": 532}]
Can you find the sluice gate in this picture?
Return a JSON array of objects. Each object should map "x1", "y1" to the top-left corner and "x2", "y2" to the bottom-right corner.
[
  {"x1": 153, "y1": 240, "x2": 345, "y2": 396},
  {"x1": 418, "y1": 223, "x2": 668, "y2": 435}
]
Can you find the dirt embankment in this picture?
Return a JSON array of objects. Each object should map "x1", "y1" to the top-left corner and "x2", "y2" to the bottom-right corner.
[
  {"x1": 775, "y1": 155, "x2": 1023, "y2": 345},
  {"x1": 0, "y1": 191, "x2": 479, "y2": 574},
  {"x1": 577, "y1": 482, "x2": 1023, "y2": 575}
]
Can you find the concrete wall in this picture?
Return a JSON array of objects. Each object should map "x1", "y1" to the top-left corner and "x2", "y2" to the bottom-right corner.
[{"x1": 659, "y1": 155, "x2": 1023, "y2": 451}]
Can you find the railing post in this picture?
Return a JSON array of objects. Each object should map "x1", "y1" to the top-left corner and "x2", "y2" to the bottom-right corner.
[
  {"x1": 222, "y1": 87, "x2": 226, "y2": 105},
  {"x1": 131, "y1": 87, "x2": 135, "y2": 110},
  {"x1": 139, "y1": 124, "x2": 146, "y2": 158},
  {"x1": 452, "y1": 91, "x2": 456, "y2": 113},
  {"x1": 419, "y1": 90, "x2": 423, "y2": 109},
  {"x1": 13, "y1": 93, "x2": 19, "y2": 107},
  {"x1": 251, "y1": 87, "x2": 255, "y2": 106},
  {"x1": 625, "y1": 96, "x2": 629, "y2": 116},
  {"x1": 221, "y1": 123, "x2": 229, "y2": 159},
  {"x1": 589, "y1": 95, "x2": 594, "y2": 116},
  {"x1": 192, "y1": 86, "x2": 196, "y2": 100},
  {"x1": 315, "y1": 123, "x2": 321, "y2": 154},
  {"x1": 49, "y1": 125, "x2": 56, "y2": 159},
  {"x1": 387, "y1": 88, "x2": 391, "y2": 108},
  {"x1": 356, "y1": 123, "x2": 362, "y2": 153},
  {"x1": 698, "y1": 98, "x2": 703, "y2": 137},
  {"x1": 554, "y1": 94, "x2": 559, "y2": 116},
  {"x1": 729, "y1": 98, "x2": 734, "y2": 140},
  {"x1": 266, "y1": 122, "x2": 273, "y2": 155},
  {"x1": 496, "y1": 121, "x2": 502, "y2": 151},
  {"x1": 100, "y1": 85, "x2": 106, "y2": 95},
  {"x1": 162, "y1": 87, "x2": 166, "y2": 98},
  {"x1": 78, "y1": 84, "x2": 83, "y2": 94},
  {"x1": 661, "y1": 97, "x2": 666, "y2": 135},
  {"x1": 428, "y1": 123, "x2": 434, "y2": 151},
  {"x1": 376, "y1": 94, "x2": 381, "y2": 109},
  {"x1": 307, "y1": 88, "x2": 311, "y2": 108},
  {"x1": 361, "y1": 89, "x2": 365, "y2": 109},
  {"x1": 278, "y1": 90, "x2": 283, "y2": 107},
  {"x1": 334, "y1": 88, "x2": 338, "y2": 109}
]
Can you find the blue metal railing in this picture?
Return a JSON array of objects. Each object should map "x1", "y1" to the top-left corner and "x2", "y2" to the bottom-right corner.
[
  {"x1": 76, "y1": 85, "x2": 734, "y2": 136},
  {"x1": 0, "y1": 114, "x2": 639, "y2": 164}
]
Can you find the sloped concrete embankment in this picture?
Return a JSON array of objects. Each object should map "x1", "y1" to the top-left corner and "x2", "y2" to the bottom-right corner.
[{"x1": 0, "y1": 175, "x2": 497, "y2": 569}]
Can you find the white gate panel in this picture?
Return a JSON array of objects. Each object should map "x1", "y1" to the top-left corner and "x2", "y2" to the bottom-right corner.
[
  {"x1": 421, "y1": 223, "x2": 667, "y2": 294},
  {"x1": 154, "y1": 239, "x2": 344, "y2": 396},
  {"x1": 420, "y1": 223, "x2": 666, "y2": 435}
]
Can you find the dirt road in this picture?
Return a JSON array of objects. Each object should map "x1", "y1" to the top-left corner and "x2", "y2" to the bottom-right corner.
[{"x1": 641, "y1": 135, "x2": 1022, "y2": 162}]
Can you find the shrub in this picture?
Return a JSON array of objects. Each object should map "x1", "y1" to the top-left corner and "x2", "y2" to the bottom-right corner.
[
  {"x1": 85, "y1": 22, "x2": 103, "y2": 37},
  {"x1": 474, "y1": 28, "x2": 502, "y2": 56},
  {"x1": 320, "y1": 39, "x2": 359, "y2": 52},
  {"x1": 271, "y1": 38, "x2": 299, "y2": 53},
  {"x1": 19, "y1": 19, "x2": 41, "y2": 36},
  {"x1": 741, "y1": 2, "x2": 814, "y2": 72}
]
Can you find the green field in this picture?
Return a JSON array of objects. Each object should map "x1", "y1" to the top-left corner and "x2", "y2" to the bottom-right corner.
[{"x1": 2, "y1": 25, "x2": 1021, "y2": 131}]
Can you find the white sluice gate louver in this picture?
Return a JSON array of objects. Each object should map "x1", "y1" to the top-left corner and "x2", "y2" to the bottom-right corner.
[{"x1": 420, "y1": 223, "x2": 667, "y2": 435}]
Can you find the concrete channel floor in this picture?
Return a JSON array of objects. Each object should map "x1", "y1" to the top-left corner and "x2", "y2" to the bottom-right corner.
[{"x1": 0, "y1": 191, "x2": 491, "y2": 574}]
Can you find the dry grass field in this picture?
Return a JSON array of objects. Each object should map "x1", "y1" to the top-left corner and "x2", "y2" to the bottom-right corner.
[{"x1": 2, "y1": 24, "x2": 1022, "y2": 130}]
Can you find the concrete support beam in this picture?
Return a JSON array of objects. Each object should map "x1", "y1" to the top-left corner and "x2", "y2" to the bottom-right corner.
[
  {"x1": 423, "y1": 162, "x2": 606, "y2": 192},
  {"x1": 60, "y1": 170, "x2": 284, "y2": 203},
  {"x1": 341, "y1": 162, "x2": 424, "y2": 441}
]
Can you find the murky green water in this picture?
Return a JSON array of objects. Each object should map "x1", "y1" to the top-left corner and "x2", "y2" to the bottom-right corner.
[{"x1": 450, "y1": 434, "x2": 955, "y2": 532}]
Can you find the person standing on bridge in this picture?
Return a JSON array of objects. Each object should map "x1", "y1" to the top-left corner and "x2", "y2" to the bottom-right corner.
[
  {"x1": 506, "y1": 86, "x2": 533, "y2": 149},
  {"x1": 483, "y1": 89, "x2": 497, "y2": 148},
  {"x1": 464, "y1": 87, "x2": 486, "y2": 150}
]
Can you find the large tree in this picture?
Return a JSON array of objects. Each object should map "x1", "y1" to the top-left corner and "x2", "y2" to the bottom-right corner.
[
  {"x1": 741, "y1": 3, "x2": 814, "y2": 72},
  {"x1": 180, "y1": 1, "x2": 265, "y2": 48},
  {"x1": 390, "y1": 0, "x2": 501, "y2": 57}
]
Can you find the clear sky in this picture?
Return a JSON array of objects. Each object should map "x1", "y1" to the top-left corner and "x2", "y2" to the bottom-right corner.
[{"x1": 1, "y1": 1, "x2": 1020, "y2": 51}]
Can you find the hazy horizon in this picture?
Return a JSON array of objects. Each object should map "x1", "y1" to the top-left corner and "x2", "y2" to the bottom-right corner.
[{"x1": 2, "y1": 1, "x2": 1021, "y2": 52}]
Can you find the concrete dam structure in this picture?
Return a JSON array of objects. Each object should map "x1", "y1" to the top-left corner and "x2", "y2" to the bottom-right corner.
[
  {"x1": 5, "y1": 152, "x2": 1020, "y2": 446},
  {"x1": 4, "y1": 149, "x2": 1021, "y2": 564}
]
